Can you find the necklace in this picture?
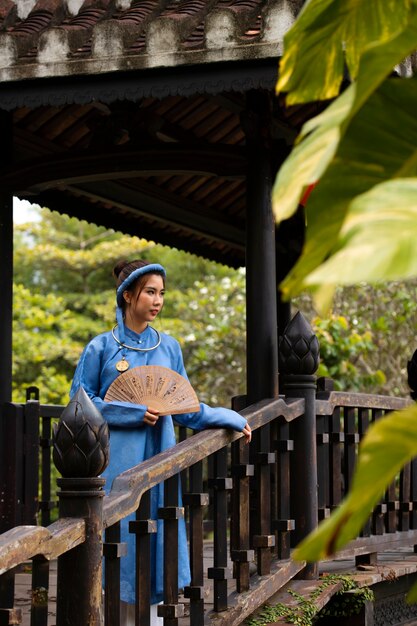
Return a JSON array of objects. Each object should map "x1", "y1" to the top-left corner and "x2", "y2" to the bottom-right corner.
[{"x1": 112, "y1": 324, "x2": 161, "y2": 372}]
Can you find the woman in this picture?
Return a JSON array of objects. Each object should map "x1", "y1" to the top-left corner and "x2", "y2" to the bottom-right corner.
[{"x1": 70, "y1": 259, "x2": 251, "y2": 625}]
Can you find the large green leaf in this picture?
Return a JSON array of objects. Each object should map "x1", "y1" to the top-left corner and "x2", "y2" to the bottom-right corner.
[
  {"x1": 304, "y1": 179, "x2": 417, "y2": 289},
  {"x1": 277, "y1": 0, "x2": 413, "y2": 104},
  {"x1": 278, "y1": 76, "x2": 417, "y2": 299},
  {"x1": 273, "y1": 10, "x2": 417, "y2": 224},
  {"x1": 294, "y1": 402, "x2": 417, "y2": 562}
]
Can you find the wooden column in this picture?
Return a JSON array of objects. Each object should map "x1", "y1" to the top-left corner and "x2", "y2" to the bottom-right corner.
[
  {"x1": 54, "y1": 387, "x2": 110, "y2": 626},
  {"x1": 244, "y1": 90, "x2": 278, "y2": 576},
  {"x1": 244, "y1": 89, "x2": 278, "y2": 403},
  {"x1": 0, "y1": 110, "x2": 13, "y2": 407},
  {"x1": 279, "y1": 312, "x2": 319, "y2": 579},
  {"x1": 0, "y1": 110, "x2": 13, "y2": 539}
]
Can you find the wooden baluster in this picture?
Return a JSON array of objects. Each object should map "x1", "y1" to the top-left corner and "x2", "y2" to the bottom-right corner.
[
  {"x1": 252, "y1": 424, "x2": 275, "y2": 576},
  {"x1": 400, "y1": 462, "x2": 412, "y2": 532},
  {"x1": 371, "y1": 409, "x2": 386, "y2": 536},
  {"x1": 231, "y1": 437, "x2": 254, "y2": 592},
  {"x1": 343, "y1": 407, "x2": 358, "y2": 493},
  {"x1": 386, "y1": 475, "x2": 399, "y2": 534},
  {"x1": 316, "y1": 379, "x2": 333, "y2": 525},
  {"x1": 316, "y1": 412, "x2": 330, "y2": 523},
  {"x1": 183, "y1": 461, "x2": 208, "y2": 625},
  {"x1": 129, "y1": 491, "x2": 156, "y2": 626},
  {"x1": 40, "y1": 412, "x2": 53, "y2": 527},
  {"x1": 273, "y1": 420, "x2": 294, "y2": 559},
  {"x1": 24, "y1": 388, "x2": 40, "y2": 526},
  {"x1": 411, "y1": 455, "x2": 417, "y2": 556},
  {"x1": 159, "y1": 474, "x2": 184, "y2": 626},
  {"x1": 355, "y1": 407, "x2": 378, "y2": 568},
  {"x1": 104, "y1": 521, "x2": 126, "y2": 626},
  {"x1": 208, "y1": 447, "x2": 233, "y2": 612},
  {"x1": 31, "y1": 556, "x2": 49, "y2": 626},
  {"x1": 329, "y1": 407, "x2": 343, "y2": 510},
  {"x1": 0, "y1": 570, "x2": 21, "y2": 626},
  {"x1": 358, "y1": 408, "x2": 371, "y2": 537}
]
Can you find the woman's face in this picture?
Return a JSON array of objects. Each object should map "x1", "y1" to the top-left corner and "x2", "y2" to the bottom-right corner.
[{"x1": 124, "y1": 274, "x2": 165, "y2": 329}]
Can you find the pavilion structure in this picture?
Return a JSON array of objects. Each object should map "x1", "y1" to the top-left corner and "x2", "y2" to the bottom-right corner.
[
  {"x1": 0, "y1": 0, "x2": 311, "y2": 502},
  {"x1": 7, "y1": 3, "x2": 411, "y2": 626}
]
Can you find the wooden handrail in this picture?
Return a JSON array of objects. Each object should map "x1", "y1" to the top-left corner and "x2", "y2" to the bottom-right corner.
[
  {"x1": 0, "y1": 518, "x2": 85, "y2": 575},
  {"x1": 103, "y1": 396, "x2": 304, "y2": 528},
  {"x1": 0, "y1": 396, "x2": 304, "y2": 574},
  {"x1": 0, "y1": 390, "x2": 412, "y2": 577},
  {"x1": 316, "y1": 390, "x2": 410, "y2": 414}
]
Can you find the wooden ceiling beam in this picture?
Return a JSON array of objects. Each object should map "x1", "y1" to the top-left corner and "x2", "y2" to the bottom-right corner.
[
  {"x1": 31, "y1": 176, "x2": 245, "y2": 248},
  {"x1": 3, "y1": 144, "x2": 246, "y2": 194},
  {"x1": 28, "y1": 185, "x2": 245, "y2": 266}
]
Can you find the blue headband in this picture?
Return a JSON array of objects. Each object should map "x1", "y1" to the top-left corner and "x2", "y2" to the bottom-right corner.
[
  {"x1": 116, "y1": 263, "x2": 166, "y2": 306},
  {"x1": 115, "y1": 263, "x2": 166, "y2": 343}
]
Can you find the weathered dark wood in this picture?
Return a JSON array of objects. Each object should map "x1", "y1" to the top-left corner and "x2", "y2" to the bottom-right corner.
[
  {"x1": 130, "y1": 490, "x2": 155, "y2": 626},
  {"x1": 0, "y1": 570, "x2": 16, "y2": 624},
  {"x1": 244, "y1": 90, "x2": 278, "y2": 580},
  {"x1": 208, "y1": 448, "x2": 231, "y2": 612},
  {"x1": 400, "y1": 463, "x2": 411, "y2": 532},
  {"x1": 1, "y1": 404, "x2": 24, "y2": 531},
  {"x1": 358, "y1": 407, "x2": 371, "y2": 537},
  {"x1": 371, "y1": 410, "x2": 386, "y2": 536},
  {"x1": 273, "y1": 420, "x2": 294, "y2": 559},
  {"x1": 39, "y1": 410, "x2": 54, "y2": 528},
  {"x1": 160, "y1": 475, "x2": 183, "y2": 626},
  {"x1": 0, "y1": 110, "x2": 13, "y2": 410},
  {"x1": 103, "y1": 397, "x2": 304, "y2": 529},
  {"x1": 204, "y1": 559, "x2": 305, "y2": 626},
  {"x1": 286, "y1": 376, "x2": 318, "y2": 578},
  {"x1": 343, "y1": 407, "x2": 357, "y2": 493},
  {"x1": 231, "y1": 435, "x2": 253, "y2": 592},
  {"x1": 23, "y1": 392, "x2": 40, "y2": 527},
  {"x1": 1, "y1": 145, "x2": 247, "y2": 193},
  {"x1": 55, "y1": 478, "x2": 105, "y2": 626},
  {"x1": 0, "y1": 520, "x2": 85, "y2": 574},
  {"x1": 316, "y1": 393, "x2": 409, "y2": 414},
  {"x1": 326, "y1": 529, "x2": 417, "y2": 561},
  {"x1": 31, "y1": 556, "x2": 49, "y2": 626},
  {"x1": 329, "y1": 407, "x2": 343, "y2": 510},
  {"x1": 411, "y1": 457, "x2": 417, "y2": 531},
  {"x1": 244, "y1": 89, "x2": 278, "y2": 404},
  {"x1": 316, "y1": 412, "x2": 330, "y2": 523},
  {"x1": 252, "y1": 425, "x2": 274, "y2": 575},
  {"x1": 183, "y1": 461, "x2": 207, "y2": 625},
  {"x1": 104, "y1": 521, "x2": 124, "y2": 626},
  {"x1": 0, "y1": 112, "x2": 13, "y2": 575}
]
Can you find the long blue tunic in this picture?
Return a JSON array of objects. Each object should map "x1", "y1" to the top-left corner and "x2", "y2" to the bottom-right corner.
[{"x1": 70, "y1": 324, "x2": 247, "y2": 604}]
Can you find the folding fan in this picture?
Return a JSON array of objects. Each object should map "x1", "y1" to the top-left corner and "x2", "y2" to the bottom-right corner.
[{"x1": 104, "y1": 365, "x2": 200, "y2": 415}]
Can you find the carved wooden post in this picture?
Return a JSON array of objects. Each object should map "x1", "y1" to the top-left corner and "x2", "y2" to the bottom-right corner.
[
  {"x1": 279, "y1": 311, "x2": 319, "y2": 578},
  {"x1": 53, "y1": 387, "x2": 109, "y2": 626}
]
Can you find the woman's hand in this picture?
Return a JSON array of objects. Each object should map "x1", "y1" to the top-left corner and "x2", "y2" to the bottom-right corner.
[
  {"x1": 242, "y1": 422, "x2": 252, "y2": 444},
  {"x1": 144, "y1": 406, "x2": 160, "y2": 426}
]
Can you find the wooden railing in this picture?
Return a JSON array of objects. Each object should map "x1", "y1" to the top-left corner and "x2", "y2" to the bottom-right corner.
[{"x1": 0, "y1": 383, "x2": 414, "y2": 626}]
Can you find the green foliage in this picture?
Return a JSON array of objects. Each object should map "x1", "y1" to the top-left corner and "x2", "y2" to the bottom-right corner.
[
  {"x1": 273, "y1": 1, "x2": 417, "y2": 587},
  {"x1": 274, "y1": 0, "x2": 417, "y2": 307},
  {"x1": 277, "y1": 0, "x2": 413, "y2": 104},
  {"x1": 161, "y1": 272, "x2": 246, "y2": 406},
  {"x1": 245, "y1": 574, "x2": 373, "y2": 626},
  {"x1": 312, "y1": 314, "x2": 385, "y2": 391},
  {"x1": 14, "y1": 206, "x2": 417, "y2": 406},
  {"x1": 12, "y1": 207, "x2": 246, "y2": 407},
  {"x1": 294, "y1": 401, "x2": 417, "y2": 563}
]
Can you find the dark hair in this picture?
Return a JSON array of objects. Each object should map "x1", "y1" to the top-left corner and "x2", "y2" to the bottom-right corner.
[
  {"x1": 113, "y1": 259, "x2": 150, "y2": 288},
  {"x1": 113, "y1": 259, "x2": 165, "y2": 310}
]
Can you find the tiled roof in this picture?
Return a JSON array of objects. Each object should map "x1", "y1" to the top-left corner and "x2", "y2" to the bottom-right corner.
[{"x1": 0, "y1": 0, "x2": 303, "y2": 83}]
